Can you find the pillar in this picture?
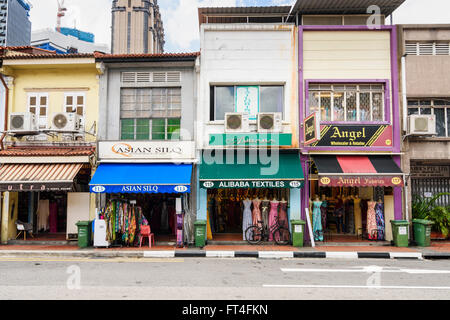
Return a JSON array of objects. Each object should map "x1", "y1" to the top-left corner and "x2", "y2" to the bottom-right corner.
[{"x1": 1, "y1": 192, "x2": 10, "y2": 244}]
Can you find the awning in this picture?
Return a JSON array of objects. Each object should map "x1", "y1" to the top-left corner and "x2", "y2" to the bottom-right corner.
[
  {"x1": 313, "y1": 155, "x2": 404, "y2": 187},
  {"x1": 0, "y1": 163, "x2": 83, "y2": 192},
  {"x1": 89, "y1": 163, "x2": 192, "y2": 194},
  {"x1": 200, "y1": 153, "x2": 304, "y2": 189}
]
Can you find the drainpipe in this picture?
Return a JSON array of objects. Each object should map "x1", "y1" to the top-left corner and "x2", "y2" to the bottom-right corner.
[
  {"x1": 0, "y1": 75, "x2": 8, "y2": 150},
  {"x1": 401, "y1": 55, "x2": 407, "y2": 132}
]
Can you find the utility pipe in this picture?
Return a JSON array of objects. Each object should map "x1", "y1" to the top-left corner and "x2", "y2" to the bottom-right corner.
[{"x1": 0, "y1": 75, "x2": 9, "y2": 150}]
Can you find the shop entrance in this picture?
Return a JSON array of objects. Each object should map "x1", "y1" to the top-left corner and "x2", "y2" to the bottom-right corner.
[
  {"x1": 99, "y1": 193, "x2": 182, "y2": 246},
  {"x1": 309, "y1": 180, "x2": 394, "y2": 242},
  {"x1": 207, "y1": 188, "x2": 290, "y2": 242}
]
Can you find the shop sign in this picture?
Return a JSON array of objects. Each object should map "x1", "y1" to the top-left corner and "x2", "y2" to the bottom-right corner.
[
  {"x1": 0, "y1": 183, "x2": 73, "y2": 192},
  {"x1": 319, "y1": 176, "x2": 403, "y2": 187},
  {"x1": 99, "y1": 141, "x2": 195, "y2": 161},
  {"x1": 304, "y1": 112, "x2": 320, "y2": 145},
  {"x1": 208, "y1": 133, "x2": 292, "y2": 147},
  {"x1": 236, "y1": 86, "x2": 259, "y2": 120},
  {"x1": 309, "y1": 125, "x2": 392, "y2": 147},
  {"x1": 410, "y1": 165, "x2": 450, "y2": 178},
  {"x1": 201, "y1": 180, "x2": 303, "y2": 189},
  {"x1": 90, "y1": 184, "x2": 191, "y2": 194}
]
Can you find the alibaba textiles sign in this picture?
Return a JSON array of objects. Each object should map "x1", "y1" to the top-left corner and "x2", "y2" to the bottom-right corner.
[
  {"x1": 98, "y1": 141, "x2": 196, "y2": 161},
  {"x1": 309, "y1": 125, "x2": 392, "y2": 148}
]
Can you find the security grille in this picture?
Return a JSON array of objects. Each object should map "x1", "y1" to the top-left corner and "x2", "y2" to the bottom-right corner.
[{"x1": 412, "y1": 178, "x2": 450, "y2": 207}]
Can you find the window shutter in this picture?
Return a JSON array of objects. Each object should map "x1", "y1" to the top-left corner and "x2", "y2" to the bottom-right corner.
[
  {"x1": 122, "y1": 72, "x2": 136, "y2": 83},
  {"x1": 167, "y1": 72, "x2": 181, "y2": 83},
  {"x1": 436, "y1": 43, "x2": 450, "y2": 56},
  {"x1": 419, "y1": 43, "x2": 434, "y2": 55},
  {"x1": 153, "y1": 72, "x2": 166, "y2": 83},
  {"x1": 405, "y1": 42, "x2": 418, "y2": 55},
  {"x1": 136, "y1": 72, "x2": 151, "y2": 83}
]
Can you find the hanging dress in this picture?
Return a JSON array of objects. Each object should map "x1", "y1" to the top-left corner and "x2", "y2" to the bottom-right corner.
[
  {"x1": 367, "y1": 201, "x2": 377, "y2": 240},
  {"x1": 375, "y1": 202, "x2": 385, "y2": 241},
  {"x1": 252, "y1": 199, "x2": 262, "y2": 226},
  {"x1": 278, "y1": 202, "x2": 288, "y2": 229},
  {"x1": 312, "y1": 201, "x2": 324, "y2": 241},
  {"x1": 242, "y1": 199, "x2": 253, "y2": 241},
  {"x1": 260, "y1": 200, "x2": 270, "y2": 232},
  {"x1": 320, "y1": 200, "x2": 327, "y2": 231},
  {"x1": 347, "y1": 198, "x2": 355, "y2": 234},
  {"x1": 354, "y1": 198, "x2": 362, "y2": 236},
  {"x1": 268, "y1": 201, "x2": 279, "y2": 241}
]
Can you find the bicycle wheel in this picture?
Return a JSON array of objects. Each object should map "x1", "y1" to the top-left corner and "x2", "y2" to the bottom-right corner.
[
  {"x1": 273, "y1": 227, "x2": 290, "y2": 245},
  {"x1": 245, "y1": 225, "x2": 263, "y2": 245}
]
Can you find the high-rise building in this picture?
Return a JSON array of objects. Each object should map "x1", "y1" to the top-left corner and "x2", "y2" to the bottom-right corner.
[
  {"x1": 0, "y1": 0, "x2": 32, "y2": 47},
  {"x1": 111, "y1": 0, "x2": 165, "y2": 54}
]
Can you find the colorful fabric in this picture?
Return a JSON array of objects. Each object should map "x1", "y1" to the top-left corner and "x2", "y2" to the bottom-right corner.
[
  {"x1": 375, "y1": 202, "x2": 385, "y2": 240},
  {"x1": 312, "y1": 201, "x2": 323, "y2": 241},
  {"x1": 367, "y1": 201, "x2": 377, "y2": 240},
  {"x1": 242, "y1": 199, "x2": 253, "y2": 241},
  {"x1": 268, "y1": 201, "x2": 279, "y2": 241},
  {"x1": 252, "y1": 199, "x2": 262, "y2": 226}
]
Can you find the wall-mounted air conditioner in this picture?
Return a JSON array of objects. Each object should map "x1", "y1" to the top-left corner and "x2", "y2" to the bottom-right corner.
[
  {"x1": 51, "y1": 113, "x2": 82, "y2": 132},
  {"x1": 408, "y1": 115, "x2": 436, "y2": 136},
  {"x1": 9, "y1": 112, "x2": 38, "y2": 133},
  {"x1": 225, "y1": 113, "x2": 250, "y2": 133},
  {"x1": 257, "y1": 112, "x2": 282, "y2": 133}
]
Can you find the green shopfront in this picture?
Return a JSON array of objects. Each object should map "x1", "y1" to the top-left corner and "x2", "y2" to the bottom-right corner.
[{"x1": 197, "y1": 148, "x2": 304, "y2": 243}]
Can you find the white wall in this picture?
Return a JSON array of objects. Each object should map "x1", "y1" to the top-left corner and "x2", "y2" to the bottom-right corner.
[{"x1": 198, "y1": 24, "x2": 299, "y2": 149}]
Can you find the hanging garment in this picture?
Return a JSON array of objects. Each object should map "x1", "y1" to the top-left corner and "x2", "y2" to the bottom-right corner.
[
  {"x1": 129, "y1": 206, "x2": 137, "y2": 245},
  {"x1": 367, "y1": 201, "x2": 377, "y2": 240},
  {"x1": 268, "y1": 201, "x2": 279, "y2": 241},
  {"x1": 206, "y1": 206, "x2": 213, "y2": 240},
  {"x1": 49, "y1": 202, "x2": 58, "y2": 233},
  {"x1": 242, "y1": 199, "x2": 253, "y2": 241},
  {"x1": 37, "y1": 200, "x2": 50, "y2": 232},
  {"x1": 354, "y1": 198, "x2": 362, "y2": 236},
  {"x1": 347, "y1": 199, "x2": 355, "y2": 234},
  {"x1": 252, "y1": 199, "x2": 262, "y2": 226},
  {"x1": 260, "y1": 200, "x2": 270, "y2": 232},
  {"x1": 375, "y1": 202, "x2": 385, "y2": 241},
  {"x1": 320, "y1": 200, "x2": 327, "y2": 231},
  {"x1": 278, "y1": 202, "x2": 289, "y2": 229},
  {"x1": 312, "y1": 201, "x2": 324, "y2": 241}
]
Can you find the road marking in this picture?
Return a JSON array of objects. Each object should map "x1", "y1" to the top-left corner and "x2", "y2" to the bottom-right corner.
[
  {"x1": 0, "y1": 258, "x2": 184, "y2": 263},
  {"x1": 263, "y1": 284, "x2": 450, "y2": 290},
  {"x1": 326, "y1": 252, "x2": 358, "y2": 259},
  {"x1": 281, "y1": 267, "x2": 450, "y2": 274},
  {"x1": 259, "y1": 251, "x2": 294, "y2": 259},
  {"x1": 206, "y1": 251, "x2": 235, "y2": 258},
  {"x1": 143, "y1": 251, "x2": 175, "y2": 258},
  {"x1": 390, "y1": 252, "x2": 423, "y2": 259}
]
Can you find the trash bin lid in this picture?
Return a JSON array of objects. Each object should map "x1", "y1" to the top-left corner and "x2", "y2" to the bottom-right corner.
[
  {"x1": 194, "y1": 220, "x2": 207, "y2": 226},
  {"x1": 291, "y1": 220, "x2": 306, "y2": 225},
  {"x1": 412, "y1": 219, "x2": 434, "y2": 225},
  {"x1": 390, "y1": 220, "x2": 410, "y2": 225},
  {"x1": 76, "y1": 221, "x2": 90, "y2": 226}
]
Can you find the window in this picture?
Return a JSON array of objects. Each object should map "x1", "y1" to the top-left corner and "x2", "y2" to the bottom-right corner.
[
  {"x1": 406, "y1": 42, "x2": 450, "y2": 56},
  {"x1": 64, "y1": 93, "x2": 85, "y2": 128},
  {"x1": 120, "y1": 88, "x2": 181, "y2": 140},
  {"x1": 210, "y1": 85, "x2": 284, "y2": 121},
  {"x1": 309, "y1": 84, "x2": 385, "y2": 122},
  {"x1": 28, "y1": 93, "x2": 48, "y2": 129},
  {"x1": 408, "y1": 99, "x2": 450, "y2": 137}
]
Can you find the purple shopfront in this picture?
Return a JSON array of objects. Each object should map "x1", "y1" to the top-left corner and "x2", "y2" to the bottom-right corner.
[{"x1": 298, "y1": 25, "x2": 404, "y2": 243}]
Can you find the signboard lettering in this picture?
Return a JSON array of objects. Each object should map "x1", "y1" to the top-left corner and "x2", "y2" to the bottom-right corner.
[
  {"x1": 411, "y1": 165, "x2": 450, "y2": 178},
  {"x1": 319, "y1": 176, "x2": 403, "y2": 187},
  {"x1": 201, "y1": 180, "x2": 303, "y2": 189},
  {"x1": 304, "y1": 112, "x2": 320, "y2": 145},
  {"x1": 99, "y1": 141, "x2": 195, "y2": 160},
  {"x1": 309, "y1": 125, "x2": 392, "y2": 147},
  {"x1": 209, "y1": 133, "x2": 292, "y2": 147}
]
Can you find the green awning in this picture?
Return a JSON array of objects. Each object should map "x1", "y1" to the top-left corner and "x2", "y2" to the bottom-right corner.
[{"x1": 200, "y1": 152, "x2": 304, "y2": 189}]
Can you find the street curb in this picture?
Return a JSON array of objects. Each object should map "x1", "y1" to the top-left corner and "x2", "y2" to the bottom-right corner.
[{"x1": 0, "y1": 250, "x2": 431, "y2": 260}]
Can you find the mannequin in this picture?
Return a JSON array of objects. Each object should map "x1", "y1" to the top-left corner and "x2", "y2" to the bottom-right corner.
[
  {"x1": 278, "y1": 197, "x2": 288, "y2": 230},
  {"x1": 367, "y1": 197, "x2": 377, "y2": 240},
  {"x1": 268, "y1": 196, "x2": 279, "y2": 241},
  {"x1": 312, "y1": 195, "x2": 323, "y2": 241},
  {"x1": 242, "y1": 196, "x2": 253, "y2": 240},
  {"x1": 375, "y1": 197, "x2": 385, "y2": 240},
  {"x1": 320, "y1": 194, "x2": 327, "y2": 231},
  {"x1": 252, "y1": 195, "x2": 262, "y2": 227}
]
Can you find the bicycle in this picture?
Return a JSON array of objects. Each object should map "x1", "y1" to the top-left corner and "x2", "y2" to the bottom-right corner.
[{"x1": 245, "y1": 216, "x2": 290, "y2": 245}]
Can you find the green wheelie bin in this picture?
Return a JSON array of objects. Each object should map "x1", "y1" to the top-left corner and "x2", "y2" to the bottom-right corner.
[
  {"x1": 390, "y1": 220, "x2": 410, "y2": 247},
  {"x1": 194, "y1": 220, "x2": 207, "y2": 248},
  {"x1": 291, "y1": 220, "x2": 306, "y2": 247},
  {"x1": 76, "y1": 221, "x2": 92, "y2": 248},
  {"x1": 412, "y1": 219, "x2": 434, "y2": 247}
]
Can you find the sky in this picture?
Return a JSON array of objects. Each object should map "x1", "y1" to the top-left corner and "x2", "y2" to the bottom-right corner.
[{"x1": 28, "y1": 0, "x2": 450, "y2": 53}]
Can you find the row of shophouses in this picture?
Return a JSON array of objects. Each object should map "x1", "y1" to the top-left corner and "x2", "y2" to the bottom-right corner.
[{"x1": 0, "y1": 2, "x2": 449, "y2": 245}]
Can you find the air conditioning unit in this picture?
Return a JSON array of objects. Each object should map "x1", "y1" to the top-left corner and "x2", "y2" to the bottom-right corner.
[
  {"x1": 9, "y1": 112, "x2": 37, "y2": 133},
  {"x1": 51, "y1": 113, "x2": 82, "y2": 132},
  {"x1": 257, "y1": 112, "x2": 282, "y2": 133},
  {"x1": 408, "y1": 115, "x2": 436, "y2": 135},
  {"x1": 225, "y1": 113, "x2": 250, "y2": 133}
]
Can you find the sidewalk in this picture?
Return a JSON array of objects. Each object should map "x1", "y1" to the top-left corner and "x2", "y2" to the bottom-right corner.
[{"x1": 0, "y1": 241, "x2": 449, "y2": 260}]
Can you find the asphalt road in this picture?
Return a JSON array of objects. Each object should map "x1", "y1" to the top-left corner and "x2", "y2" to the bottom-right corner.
[{"x1": 0, "y1": 257, "x2": 449, "y2": 300}]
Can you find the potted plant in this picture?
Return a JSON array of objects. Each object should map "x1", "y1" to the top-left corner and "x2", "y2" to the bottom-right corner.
[{"x1": 412, "y1": 193, "x2": 450, "y2": 240}]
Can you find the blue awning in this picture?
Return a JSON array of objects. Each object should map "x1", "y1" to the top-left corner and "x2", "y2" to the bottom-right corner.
[{"x1": 89, "y1": 163, "x2": 192, "y2": 194}]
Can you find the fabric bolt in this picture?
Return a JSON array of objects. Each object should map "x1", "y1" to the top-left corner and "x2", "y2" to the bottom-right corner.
[
  {"x1": 367, "y1": 201, "x2": 377, "y2": 240},
  {"x1": 268, "y1": 201, "x2": 279, "y2": 241},
  {"x1": 375, "y1": 202, "x2": 385, "y2": 241},
  {"x1": 252, "y1": 199, "x2": 262, "y2": 226},
  {"x1": 37, "y1": 200, "x2": 50, "y2": 232},
  {"x1": 312, "y1": 201, "x2": 323, "y2": 241},
  {"x1": 242, "y1": 199, "x2": 253, "y2": 241}
]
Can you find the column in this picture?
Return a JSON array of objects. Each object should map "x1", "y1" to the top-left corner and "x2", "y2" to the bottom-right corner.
[{"x1": 1, "y1": 192, "x2": 9, "y2": 244}]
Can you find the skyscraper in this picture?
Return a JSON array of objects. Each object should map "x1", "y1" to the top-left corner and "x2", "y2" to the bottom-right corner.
[
  {"x1": 0, "y1": 0, "x2": 32, "y2": 47},
  {"x1": 111, "y1": 0, "x2": 165, "y2": 54}
]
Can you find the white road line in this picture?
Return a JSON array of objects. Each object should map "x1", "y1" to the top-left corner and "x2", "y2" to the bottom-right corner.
[
  {"x1": 143, "y1": 251, "x2": 175, "y2": 258},
  {"x1": 281, "y1": 268, "x2": 450, "y2": 274},
  {"x1": 263, "y1": 284, "x2": 450, "y2": 290},
  {"x1": 258, "y1": 251, "x2": 294, "y2": 259},
  {"x1": 206, "y1": 251, "x2": 235, "y2": 258},
  {"x1": 390, "y1": 252, "x2": 423, "y2": 259},
  {"x1": 325, "y1": 252, "x2": 359, "y2": 259}
]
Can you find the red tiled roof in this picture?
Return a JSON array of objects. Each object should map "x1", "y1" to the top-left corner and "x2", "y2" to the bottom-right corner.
[
  {"x1": 2, "y1": 52, "x2": 96, "y2": 60},
  {"x1": 0, "y1": 146, "x2": 95, "y2": 157},
  {"x1": 0, "y1": 46, "x2": 58, "y2": 55},
  {"x1": 95, "y1": 52, "x2": 200, "y2": 59}
]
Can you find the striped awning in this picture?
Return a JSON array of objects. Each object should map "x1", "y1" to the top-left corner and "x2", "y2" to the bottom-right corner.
[{"x1": 0, "y1": 163, "x2": 83, "y2": 192}]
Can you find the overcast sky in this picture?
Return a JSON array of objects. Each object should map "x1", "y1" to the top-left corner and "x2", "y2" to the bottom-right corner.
[{"x1": 28, "y1": 0, "x2": 450, "y2": 53}]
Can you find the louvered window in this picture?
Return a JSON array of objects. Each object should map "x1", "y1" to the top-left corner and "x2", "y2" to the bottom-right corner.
[
  {"x1": 436, "y1": 43, "x2": 450, "y2": 55},
  {"x1": 406, "y1": 42, "x2": 450, "y2": 56},
  {"x1": 419, "y1": 43, "x2": 434, "y2": 55},
  {"x1": 121, "y1": 71, "x2": 181, "y2": 84},
  {"x1": 405, "y1": 43, "x2": 418, "y2": 55}
]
